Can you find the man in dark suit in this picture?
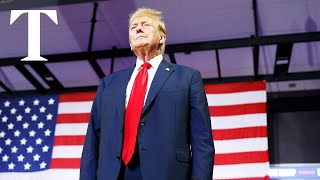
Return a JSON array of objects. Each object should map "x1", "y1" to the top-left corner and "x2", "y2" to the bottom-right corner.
[{"x1": 80, "y1": 8, "x2": 214, "y2": 180}]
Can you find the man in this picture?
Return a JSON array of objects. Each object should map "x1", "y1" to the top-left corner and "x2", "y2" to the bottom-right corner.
[{"x1": 80, "y1": 8, "x2": 214, "y2": 180}]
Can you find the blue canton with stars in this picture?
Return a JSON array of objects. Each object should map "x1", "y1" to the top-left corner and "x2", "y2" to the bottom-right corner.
[{"x1": 0, "y1": 95, "x2": 58, "y2": 172}]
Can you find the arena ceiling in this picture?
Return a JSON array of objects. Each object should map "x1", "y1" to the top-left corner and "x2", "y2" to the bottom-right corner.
[{"x1": 0, "y1": 0, "x2": 319, "y2": 95}]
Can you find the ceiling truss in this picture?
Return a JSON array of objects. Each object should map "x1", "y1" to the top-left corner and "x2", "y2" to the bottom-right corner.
[{"x1": 0, "y1": 0, "x2": 320, "y2": 95}]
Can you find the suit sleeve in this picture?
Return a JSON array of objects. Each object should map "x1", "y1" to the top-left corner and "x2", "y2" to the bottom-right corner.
[
  {"x1": 189, "y1": 70, "x2": 215, "y2": 180},
  {"x1": 80, "y1": 79, "x2": 105, "y2": 180}
]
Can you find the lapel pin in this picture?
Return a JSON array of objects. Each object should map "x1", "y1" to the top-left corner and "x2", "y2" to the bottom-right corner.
[{"x1": 165, "y1": 68, "x2": 170, "y2": 72}]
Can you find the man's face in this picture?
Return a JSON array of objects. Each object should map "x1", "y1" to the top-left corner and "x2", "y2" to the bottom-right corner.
[{"x1": 129, "y1": 16, "x2": 164, "y2": 52}]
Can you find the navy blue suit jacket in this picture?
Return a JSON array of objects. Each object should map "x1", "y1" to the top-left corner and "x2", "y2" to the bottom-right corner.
[{"x1": 80, "y1": 59, "x2": 214, "y2": 180}]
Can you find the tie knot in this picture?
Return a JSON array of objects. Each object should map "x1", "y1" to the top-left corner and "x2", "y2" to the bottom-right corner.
[{"x1": 142, "y1": 62, "x2": 151, "y2": 70}]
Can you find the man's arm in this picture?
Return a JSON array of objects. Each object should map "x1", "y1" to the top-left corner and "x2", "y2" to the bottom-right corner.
[
  {"x1": 80, "y1": 79, "x2": 105, "y2": 180},
  {"x1": 189, "y1": 70, "x2": 215, "y2": 180}
]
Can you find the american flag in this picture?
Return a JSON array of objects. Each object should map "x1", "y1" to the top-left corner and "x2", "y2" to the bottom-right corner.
[
  {"x1": 206, "y1": 81, "x2": 270, "y2": 180},
  {"x1": 0, "y1": 81, "x2": 269, "y2": 180},
  {"x1": 0, "y1": 92, "x2": 95, "y2": 179}
]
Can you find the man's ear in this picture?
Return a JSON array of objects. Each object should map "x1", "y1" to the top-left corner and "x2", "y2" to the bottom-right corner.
[
  {"x1": 159, "y1": 35, "x2": 166, "y2": 44},
  {"x1": 129, "y1": 40, "x2": 133, "y2": 50}
]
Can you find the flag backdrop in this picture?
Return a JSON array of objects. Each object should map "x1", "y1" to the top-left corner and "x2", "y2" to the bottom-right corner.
[
  {"x1": 206, "y1": 81, "x2": 269, "y2": 180},
  {"x1": 0, "y1": 81, "x2": 269, "y2": 179}
]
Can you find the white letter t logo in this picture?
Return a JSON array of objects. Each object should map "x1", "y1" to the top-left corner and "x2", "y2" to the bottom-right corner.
[{"x1": 10, "y1": 10, "x2": 58, "y2": 61}]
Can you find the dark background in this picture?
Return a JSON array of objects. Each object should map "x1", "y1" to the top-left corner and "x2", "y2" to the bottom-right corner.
[{"x1": 268, "y1": 91, "x2": 320, "y2": 164}]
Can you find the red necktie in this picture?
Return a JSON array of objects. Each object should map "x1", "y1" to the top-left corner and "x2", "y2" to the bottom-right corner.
[{"x1": 122, "y1": 62, "x2": 151, "y2": 165}]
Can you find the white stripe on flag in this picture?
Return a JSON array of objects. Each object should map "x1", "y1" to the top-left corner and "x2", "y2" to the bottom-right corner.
[
  {"x1": 213, "y1": 162, "x2": 270, "y2": 179},
  {"x1": 52, "y1": 146, "x2": 84, "y2": 158},
  {"x1": 215, "y1": 138, "x2": 268, "y2": 154},
  {"x1": 211, "y1": 113, "x2": 267, "y2": 130},
  {"x1": 58, "y1": 101, "x2": 93, "y2": 114},
  {"x1": 0, "y1": 169, "x2": 80, "y2": 180},
  {"x1": 206, "y1": 90, "x2": 266, "y2": 106},
  {"x1": 54, "y1": 123, "x2": 88, "y2": 136}
]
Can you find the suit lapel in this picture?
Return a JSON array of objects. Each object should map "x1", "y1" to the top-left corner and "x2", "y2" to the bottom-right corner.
[
  {"x1": 142, "y1": 60, "x2": 174, "y2": 115},
  {"x1": 117, "y1": 66, "x2": 135, "y2": 121}
]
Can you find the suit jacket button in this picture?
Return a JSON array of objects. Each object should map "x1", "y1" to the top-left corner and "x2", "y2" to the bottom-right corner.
[{"x1": 140, "y1": 122, "x2": 145, "y2": 126}]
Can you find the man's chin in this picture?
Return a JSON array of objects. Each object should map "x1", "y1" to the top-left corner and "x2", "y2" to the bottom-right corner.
[{"x1": 133, "y1": 43, "x2": 149, "y2": 50}]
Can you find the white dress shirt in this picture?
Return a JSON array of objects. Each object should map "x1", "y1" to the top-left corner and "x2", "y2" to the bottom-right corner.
[{"x1": 125, "y1": 54, "x2": 163, "y2": 108}]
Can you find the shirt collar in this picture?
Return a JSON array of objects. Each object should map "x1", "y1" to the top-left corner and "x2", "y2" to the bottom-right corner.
[{"x1": 135, "y1": 54, "x2": 163, "y2": 71}]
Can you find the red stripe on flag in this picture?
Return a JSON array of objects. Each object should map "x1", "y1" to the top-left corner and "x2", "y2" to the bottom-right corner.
[
  {"x1": 54, "y1": 135, "x2": 86, "y2": 146},
  {"x1": 209, "y1": 103, "x2": 266, "y2": 116},
  {"x1": 215, "y1": 151, "x2": 269, "y2": 165},
  {"x1": 204, "y1": 81, "x2": 266, "y2": 94},
  {"x1": 50, "y1": 158, "x2": 80, "y2": 169},
  {"x1": 214, "y1": 176, "x2": 270, "y2": 180},
  {"x1": 59, "y1": 92, "x2": 96, "y2": 102},
  {"x1": 57, "y1": 113, "x2": 90, "y2": 124},
  {"x1": 212, "y1": 126, "x2": 267, "y2": 140}
]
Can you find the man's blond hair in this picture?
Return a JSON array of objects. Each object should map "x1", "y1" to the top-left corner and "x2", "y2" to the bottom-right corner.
[{"x1": 129, "y1": 8, "x2": 166, "y2": 53}]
